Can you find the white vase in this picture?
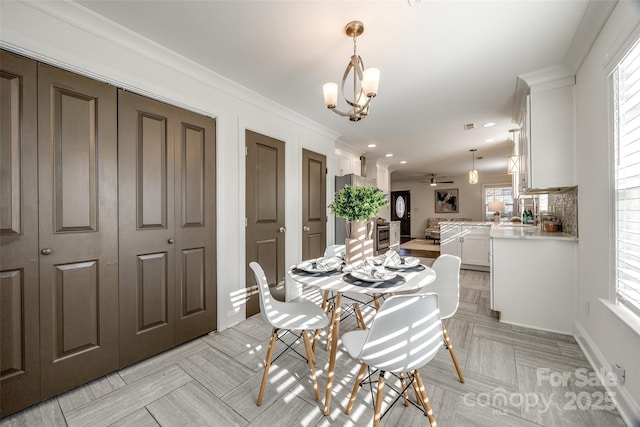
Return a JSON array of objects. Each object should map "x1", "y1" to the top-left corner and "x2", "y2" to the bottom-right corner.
[
  {"x1": 345, "y1": 220, "x2": 373, "y2": 240},
  {"x1": 345, "y1": 219, "x2": 374, "y2": 263}
]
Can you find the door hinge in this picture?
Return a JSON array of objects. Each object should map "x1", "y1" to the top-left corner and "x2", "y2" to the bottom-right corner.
[
  {"x1": 245, "y1": 217, "x2": 247, "y2": 227},
  {"x1": 245, "y1": 146, "x2": 248, "y2": 156}
]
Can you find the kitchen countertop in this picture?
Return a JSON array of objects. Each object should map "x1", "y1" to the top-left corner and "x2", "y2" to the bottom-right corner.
[{"x1": 490, "y1": 223, "x2": 578, "y2": 241}]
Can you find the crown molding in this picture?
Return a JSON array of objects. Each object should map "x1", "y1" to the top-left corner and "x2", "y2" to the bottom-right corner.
[{"x1": 4, "y1": 0, "x2": 340, "y2": 141}]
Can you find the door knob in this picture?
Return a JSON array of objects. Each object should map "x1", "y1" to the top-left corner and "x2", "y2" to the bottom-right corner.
[
  {"x1": 41, "y1": 248, "x2": 53, "y2": 255},
  {"x1": 303, "y1": 226, "x2": 310, "y2": 231},
  {"x1": 168, "y1": 238, "x2": 174, "y2": 244},
  {"x1": 279, "y1": 226, "x2": 286, "y2": 233}
]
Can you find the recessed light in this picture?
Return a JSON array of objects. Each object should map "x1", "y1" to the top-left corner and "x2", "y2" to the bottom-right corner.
[
  {"x1": 400, "y1": 160, "x2": 407, "y2": 164},
  {"x1": 482, "y1": 122, "x2": 496, "y2": 128},
  {"x1": 385, "y1": 153, "x2": 393, "y2": 157},
  {"x1": 483, "y1": 138, "x2": 495, "y2": 143},
  {"x1": 367, "y1": 144, "x2": 376, "y2": 148}
]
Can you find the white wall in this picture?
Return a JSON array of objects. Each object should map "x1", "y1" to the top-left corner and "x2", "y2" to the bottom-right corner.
[
  {"x1": 0, "y1": 1, "x2": 338, "y2": 331},
  {"x1": 574, "y1": 1, "x2": 640, "y2": 423},
  {"x1": 391, "y1": 173, "x2": 510, "y2": 238}
]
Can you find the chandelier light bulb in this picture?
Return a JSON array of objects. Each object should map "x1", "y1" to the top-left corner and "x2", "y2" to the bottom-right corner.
[
  {"x1": 362, "y1": 68, "x2": 380, "y2": 97},
  {"x1": 323, "y1": 83, "x2": 338, "y2": 109}
]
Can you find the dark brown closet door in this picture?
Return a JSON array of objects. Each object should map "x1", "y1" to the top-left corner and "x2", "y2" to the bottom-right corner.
[
  {"x1": 245, "y1": 130, "x2": 285, "y2": 315},
  {"x1": 0, "y1": 50, "x2": 40, "y2": 416},
  {"x1": 174, "y1": 109, "x2": 216, "y2": 343},
  {"x1": 301, "y1": 149, "x2": 326, "y2": 261},
  {"x1": 37, "y1": 64, "x2": 119, "y2": 399},
  {"x1": 118, "y1": 90, "x2": 176, "y2": 367}
]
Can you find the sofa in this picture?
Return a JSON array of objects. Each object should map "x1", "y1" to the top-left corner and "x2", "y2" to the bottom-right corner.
[{"x1": 425, "y1": 217, "x2": 473, "y2": 242}]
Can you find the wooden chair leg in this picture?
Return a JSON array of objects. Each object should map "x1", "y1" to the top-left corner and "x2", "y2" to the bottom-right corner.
[
  {"x1": 414, "y1": 371, "x2": 436, "y2": 427},
  {"x1": 373, "y1": 370, "x2": 386, "y2": 427},
  {"x1": 373, "y1": 293, "x2": 381, "y2": 310},
  {"x1": 324, "y1": 305, "x2": 335, "y2": 351},
  {"x1": 301, "y1": 330, "x2": 320, "y2": 401},
  {"x1": 346, "y1": 362, "x2": 368, "y2": 415},
  {"x1": 312, "y1": 290, "x2": 332, "y2": 351},
  {"x1": 257, "y1": 328, "x2": 278, "y2": 406},
  {"x1": 399, "y1": 372, "x2": 410, "y2": 407},
  {"x1": 354, "y1": 303, "x2": 367, "y2": 330},
  {"x1": 442, "y1": 322, "x2": 465, "y2": 383}
]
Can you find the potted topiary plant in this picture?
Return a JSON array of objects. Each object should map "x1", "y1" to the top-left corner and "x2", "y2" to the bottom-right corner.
[{"x1": 330, "y1": 185, "x2": 388, "y2": 262}]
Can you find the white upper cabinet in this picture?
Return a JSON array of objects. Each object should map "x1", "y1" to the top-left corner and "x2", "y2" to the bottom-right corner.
[
  {"x1": 515, "y1": 68, "x2": 576, "y2": 191},
  {"x1": 334, "y1": 153, "x2": 361, "y2": 176}
]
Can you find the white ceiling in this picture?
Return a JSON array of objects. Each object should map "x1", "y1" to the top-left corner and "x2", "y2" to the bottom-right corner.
[{"x1": 75, "y1": 0, "x2": 596, "y2": 182}]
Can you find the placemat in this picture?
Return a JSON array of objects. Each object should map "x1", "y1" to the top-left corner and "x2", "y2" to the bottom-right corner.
[
  {"x1": 291, "y1": 267, "x2": 343, "y2": 277},
  {"x1": 343, "y1": 273, "x2": 406, "y2": 289},
  {"x1": 385, "y1": 264, "x2": 426, "y2": 273}
]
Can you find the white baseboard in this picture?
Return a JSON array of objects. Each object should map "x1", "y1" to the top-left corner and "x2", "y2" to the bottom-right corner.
[{"x1": 574, "y1": 321, "x2": 640, "y2": 427}]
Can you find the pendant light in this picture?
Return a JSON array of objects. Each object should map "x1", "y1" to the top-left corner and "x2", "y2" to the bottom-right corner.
[
  {"x1": 468, "y1": 149, "x2": 478, "y2": 184},
  {"x1": 322, "y1": 21, "x2": 380, "y2": 122},
  {"x1": 507, "y1": 129, "x2": 521, "y2": 174}
]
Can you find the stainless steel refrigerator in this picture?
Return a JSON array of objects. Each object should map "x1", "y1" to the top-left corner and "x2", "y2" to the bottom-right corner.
[{"x1": 334, "y1": 174, "x2": 377, "y2": 243}]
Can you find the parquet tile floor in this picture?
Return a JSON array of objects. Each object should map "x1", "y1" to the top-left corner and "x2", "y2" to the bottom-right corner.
[{"x1": 1, "y1": 259, "x2": 626, "y2": 426}]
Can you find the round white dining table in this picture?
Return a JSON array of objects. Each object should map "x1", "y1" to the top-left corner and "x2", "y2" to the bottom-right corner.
[{"x1": 287, "y1": 262, "x2": 437, "y2": 415}]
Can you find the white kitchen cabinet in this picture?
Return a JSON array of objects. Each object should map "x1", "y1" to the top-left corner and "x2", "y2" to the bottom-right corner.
[
  {"x1": 334, "y1": 153, "x2": 361, "y2": 176},
  {"x1": 389, "y1": 221, "x2": 401, "y2": 250},
  {"x1": 491, "y1": 235, "x2": 576, "y2": 334},
  {"x1": 440, "y1": 223, "x2": 461, "y2": 258},
  {"x1": 440, "y1": 222, "x2": 490, "y2": 270},
  {"x1": 519, "y1": 79, "x2": 575, "y2": 190}
]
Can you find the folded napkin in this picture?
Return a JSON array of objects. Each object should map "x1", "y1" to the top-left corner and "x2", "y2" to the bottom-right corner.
[
  {"x1": 314, "y1": 256, "x2": 343, "y2": 270},
  {"x1": 344, "y1": 260, "x2": 386, "y2": 279},
  {"x1": 382, "y1": 249, "x2": 402, "y2": 267}
]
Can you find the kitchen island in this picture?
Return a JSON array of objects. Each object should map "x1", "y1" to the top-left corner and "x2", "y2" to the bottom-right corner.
[{"x1": 490, "y1": 224, "x2": 577, "y2": 334}]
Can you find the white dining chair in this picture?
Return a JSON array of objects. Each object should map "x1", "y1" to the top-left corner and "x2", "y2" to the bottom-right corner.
[
  {"x1": 343, "y1": 293, "x2": 442, "y2": 427},
  {"x1": 420, "y1": 254, "x2": 465, "y2": 383},
  {"x1": 249, "y1": 262, "x2": 330, "y2": 405}
]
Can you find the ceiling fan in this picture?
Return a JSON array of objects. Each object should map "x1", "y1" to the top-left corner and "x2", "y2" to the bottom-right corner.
[{"x1": 424, "y1": 174, "x2": 454, "y2": 186}]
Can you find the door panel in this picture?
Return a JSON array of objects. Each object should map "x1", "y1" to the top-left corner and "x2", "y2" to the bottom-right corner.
[
  {"x1": 38, "y1": 64, "x2": 119, "y2": 399},
  {"x1": 54, "y1": 261, "x2": 99, "y2": 356},
  {"x1": 137, "y1": 252, "x2": 170, "y2": 330},
  {"x1": 174, "y1": 109, "x2": 216, "y2": 343},
  {"x1": 0, "y1": 50, "x2": 40, "y2": 417},
  {"x1": 138, "y1": 113, "x2": 169, "y2": 228},
  {"x1": 54, "y1": 90, "x2": 97, "y2": 232},
  {"x1": 246, "y1": 131, "x2": 285, "y2": 315},
  {"x1": 302, "y1": 149, "x2": 326, "y2": 261},
  {"x1": 118, "y1": 90, "x2": 175, "y2": 367}
]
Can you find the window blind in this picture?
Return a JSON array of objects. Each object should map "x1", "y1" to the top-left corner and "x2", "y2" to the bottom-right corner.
[{"x1": 614, "y1": 38, "x2": 640, "y2": 317}]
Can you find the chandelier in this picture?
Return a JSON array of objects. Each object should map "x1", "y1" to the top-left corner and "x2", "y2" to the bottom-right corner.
[
  {"x1": 468, "y1": 149, "x2": 479, "y2": 184},
  {"x1": 322, "y1": 21, "x2": 380, "y2": 122}
]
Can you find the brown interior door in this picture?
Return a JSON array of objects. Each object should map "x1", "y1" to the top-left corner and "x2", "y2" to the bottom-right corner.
[
  {"x1": 173, "y1": 109, "x2": 217, "y2": 343},
  {"x1": 118, "y1": 90, "x2": 176, "y2": 367},
  {"x1": 38, "y1": 64, "x2": 119, "y2": 398},
  {"x1": 245, "y1": 130, "x2": 285, "y2": 315},
  {"x1": 391, "y1": 190, "x2": 411, "y2": 237},
  {"x1": 0, "y1": 50, "x2": 41, "y2": 416},
  {"x1": 301, "y1": 149, "x2": 326, "y2": 261}
]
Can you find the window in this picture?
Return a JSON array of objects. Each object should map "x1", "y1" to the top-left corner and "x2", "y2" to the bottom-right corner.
[
  {"x1": 483, "y1": 184, "x2": 513, "y2": 220},
  {"x1": 612, "y1": 37, "x2": 640, "y2": 317}
]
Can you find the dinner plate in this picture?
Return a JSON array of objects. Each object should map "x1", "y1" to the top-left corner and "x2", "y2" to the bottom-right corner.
[
  {"x1": 384, "y1": 256, "x2": 420, "y2": 269},
  {"x1": 350, "y1": 270, "x2": 397, "y2": 282},
  {"x1": 296, "y1": 260, "x2": 340, "y2": 273}
]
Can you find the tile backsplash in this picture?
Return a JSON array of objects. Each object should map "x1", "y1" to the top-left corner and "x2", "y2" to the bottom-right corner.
[{"x1": 548, "y1": 187, "x2": 578, "y2": 236}]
